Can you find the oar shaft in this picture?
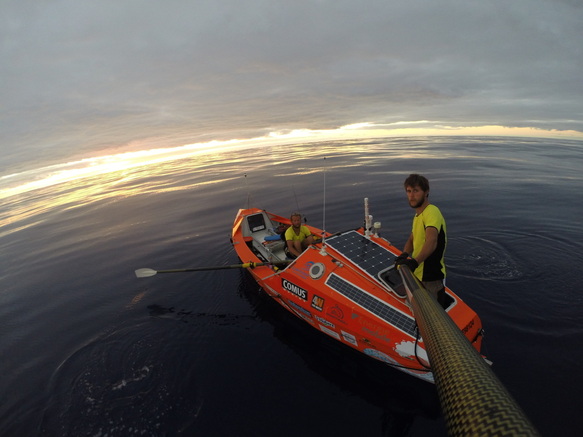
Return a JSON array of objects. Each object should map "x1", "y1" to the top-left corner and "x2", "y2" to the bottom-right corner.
[
  {"x1": 135, "y1": 261, "x2": 289, "y2": 278},
  {"x1": 158, "y1": 262, "x2": 263, "y2": 273}
]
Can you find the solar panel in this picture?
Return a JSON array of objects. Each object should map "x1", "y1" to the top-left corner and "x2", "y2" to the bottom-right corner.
[
  {"x1": 326, "y1": 231, "x2": 397, "y2": 280},
  {"x1": 326, "y1": 273, "x2": 417, "y2": 337}
]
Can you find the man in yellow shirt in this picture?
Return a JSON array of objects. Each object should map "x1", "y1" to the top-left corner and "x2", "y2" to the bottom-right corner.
[
  {"x1": 395, "y1": 174, "x2": 448, "y2": 308},
  {"x1": 285, "y1": 212, "x2": 315, "y2": 258}
]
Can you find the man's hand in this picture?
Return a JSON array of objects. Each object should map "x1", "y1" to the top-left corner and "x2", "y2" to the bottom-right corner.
[
  {"x1": 395, "y1": 252, "x2": 418, "y2": 272},
  {"x1": 400, "y1": 258, "x2": 419, "y2": 272},
  {"x1": 394, "y1": 252, "x2": 409, "y2": 266}
]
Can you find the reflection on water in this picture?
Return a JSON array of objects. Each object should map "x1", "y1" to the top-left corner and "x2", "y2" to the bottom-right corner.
[
  {"x1": 237, "y1": 269, "x2": 444, "y2": 436},
  {"x1": 0, "y1": 136, "x2": 582, "y2": 436},
  {"x1": 1, "y1": 137, "x2": 414, "y2": 236}
]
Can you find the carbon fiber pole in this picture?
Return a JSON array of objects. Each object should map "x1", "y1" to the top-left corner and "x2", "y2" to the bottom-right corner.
[{"x1": 399, "y1": 266, "x2": 540, "y2": 436}]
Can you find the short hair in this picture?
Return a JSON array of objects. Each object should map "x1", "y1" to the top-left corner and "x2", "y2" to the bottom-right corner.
[{"x1": 404, "y1": 174, "x2": 430, "y2": 192}]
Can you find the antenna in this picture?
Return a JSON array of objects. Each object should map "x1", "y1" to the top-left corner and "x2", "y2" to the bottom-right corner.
[
  {"x1": 292, "y1": 185, "x2": 306, "y2": 223},
  {"x1": 320, "y1": 157, "x2": 328, "y2": 255},
  {"x1": 364, "y1": 197, "x2": 373, "y2": 237},
  {"x1": 244, "y1": 173, "x2": 251, "y2": 209}
]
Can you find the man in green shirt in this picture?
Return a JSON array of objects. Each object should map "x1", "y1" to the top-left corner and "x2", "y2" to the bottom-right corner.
[
  {"x1": 395, "y1": 174, "x2": 448, "y2": 308},
  {"x1": 285, "y1": 212, "x2": 315, "y2": 258}
]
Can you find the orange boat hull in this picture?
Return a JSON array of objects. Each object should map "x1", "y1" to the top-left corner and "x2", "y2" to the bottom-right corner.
[{"x1": 232, "y1": 208, "x2": 484, "y2": 383}]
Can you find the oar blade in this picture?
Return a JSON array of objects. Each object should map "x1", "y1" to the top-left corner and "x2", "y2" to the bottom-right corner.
[{"x1": 135, "y1": 268, "x2": 158, "y2": 278}]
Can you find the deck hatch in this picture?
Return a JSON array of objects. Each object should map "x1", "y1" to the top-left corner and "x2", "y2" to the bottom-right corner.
[
  {"x1": 326, "y1": 273, "x2": 417, "y2": 337},
  {"x1": 326, "y1": 231, "x2": 397, "y2": 280}
]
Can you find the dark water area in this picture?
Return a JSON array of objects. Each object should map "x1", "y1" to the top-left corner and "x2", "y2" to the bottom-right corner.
[{"x1": 1, "y1": 136, "x2": 582, "y2": 436}]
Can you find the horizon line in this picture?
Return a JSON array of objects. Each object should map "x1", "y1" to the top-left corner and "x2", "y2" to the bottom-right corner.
[{"x1": 1, "y1": 123, "x2": 582, "y2": 200}]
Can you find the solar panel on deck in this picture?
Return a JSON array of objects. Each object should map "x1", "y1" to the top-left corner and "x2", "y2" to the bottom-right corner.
[
  {"x1": 326, "y1": 231, "x2": 396, "y2": 279},
  {"x1": 326, "y1": 273, "x2": 417, "y2": 337}
]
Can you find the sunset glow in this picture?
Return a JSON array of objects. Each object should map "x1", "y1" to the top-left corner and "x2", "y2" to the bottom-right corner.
[{"x1": 2, "y1": 122, "x2": 582, "y2": 203}]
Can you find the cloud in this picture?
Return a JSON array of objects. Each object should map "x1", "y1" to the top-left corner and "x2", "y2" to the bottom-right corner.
[{"x1": 1, "y1": 0, "x2": 582, "y2": 173}]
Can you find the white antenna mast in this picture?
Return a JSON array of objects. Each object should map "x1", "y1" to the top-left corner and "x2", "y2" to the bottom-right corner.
[
  {"x1": 320, "y1": 157, "x2": 328, "y2": 255},
  {"x1": 364, "y1": 197, "x2": 373, "y2": 238},
  {"x1": 244, "y1": 173, "x2": 251, "y2": 209}
]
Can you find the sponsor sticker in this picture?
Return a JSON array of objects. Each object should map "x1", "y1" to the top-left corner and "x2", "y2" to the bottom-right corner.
[
  {"x1": 462, "y1": 319, "x2": 475, "y2": 335},
  {"x1": 319, "y1": 325, "x2": 340, "y2": 340},
  {"x1": 311, "y1": 295, "x2": 325, "y2": 311},
  {"x1": 288, "y1": 300, "x2": 312, "y2": 318},
  {"x1": 315, "y1": 316, "x2": 334, "y2": 328},
  {"x1": 357, "y1": 317, "x2": 392, "y2": 339},
  {"x1": 341, "y1": 331, "x2": 358, "y2": 346},
  {"x1": 363, "y1": 348, "x2": 399, "y2": 365},
  {"x1": 290, "y1": 261, "x2": 314, "y2": 280},
  {"x1": 281, "y1": 278, "x2": 308, "y2": 301},
  {"x1": 361, "y1": 326, "x2": 391, "y2": 343},
  {"x1": 327, "y1": 304, "x2": 345, "y2": 322}
]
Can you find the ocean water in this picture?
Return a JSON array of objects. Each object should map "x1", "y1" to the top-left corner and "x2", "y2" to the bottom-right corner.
[{"x1": 1, "y1": 136, "x2": 582, "y2": 436}]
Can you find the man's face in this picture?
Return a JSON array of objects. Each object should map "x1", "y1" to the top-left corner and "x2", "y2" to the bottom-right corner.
[
  {"x1": 291, "y1": 215, "x2": 302, "y2": 227},
  {"x1": 405, "y1": 185, "x2": 427, "y2": 209}
]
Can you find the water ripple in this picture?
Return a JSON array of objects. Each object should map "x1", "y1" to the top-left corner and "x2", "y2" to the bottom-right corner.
[
  {"x1": 448, "y1": 235, "x2": 523, "y2": 281},
  {"x1": 39, "y1": 321, "x2": 203, "y2": 436}
]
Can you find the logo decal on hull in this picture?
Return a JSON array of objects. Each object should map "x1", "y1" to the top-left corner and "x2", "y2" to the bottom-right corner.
[
  {"x1": 311, "y1": 295, "x2": 324, "y2": 311},
  {"x1": 363, "y1": 348, "x2": 398, "y2": 365},
  {"x1": 319, "y1": 324, "x2": 340, "y2": 340},
  {"x1": 288, "y1": 300, "x2": 312, "y2": 318},
  {"x1": 290, "y1": 261, "x2": 314, "y2": 280},
  {"x1": 315, "y1": 316, "x2": 334, "y2": 328},
  {"x1": 341, "y1": 331, "x2": 358, "y2": 346},
  {"x1": 327, "y1": 304, "x2": 345, "y2": 322},
  {"x1": 282, "y1": 278, "x2": 308, "y2": 301}
]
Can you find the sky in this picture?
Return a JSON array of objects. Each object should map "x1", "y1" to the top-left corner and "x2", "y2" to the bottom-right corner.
[{"x1": 1, "y1": 0, "x2": 582, "y2": 177}]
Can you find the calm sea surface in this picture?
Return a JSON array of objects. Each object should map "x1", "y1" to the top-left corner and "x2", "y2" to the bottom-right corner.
[{"x1": 1, "y1": 136, "x2": 582, "y2": 436}]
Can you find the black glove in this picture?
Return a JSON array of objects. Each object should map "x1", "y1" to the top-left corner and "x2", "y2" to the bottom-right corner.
[
  {"x1": 401, "y1": 258, "x2": 419, "y2": 272},
  {"x1": 394, "y1": 252, "x2": 409, "y2": 266},
  {"x1": 395, "y1": 253, "x2": 418, "y2": 271}
]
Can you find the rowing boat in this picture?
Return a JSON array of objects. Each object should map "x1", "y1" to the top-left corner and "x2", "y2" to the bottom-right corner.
[{"x1": 231, "y1": 199, "x2": 485, "y2": 383}]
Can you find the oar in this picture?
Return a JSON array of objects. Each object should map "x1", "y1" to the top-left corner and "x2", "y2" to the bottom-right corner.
[{"x1": 135, "y1": 261, "x2": 290, "y2": 278}]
